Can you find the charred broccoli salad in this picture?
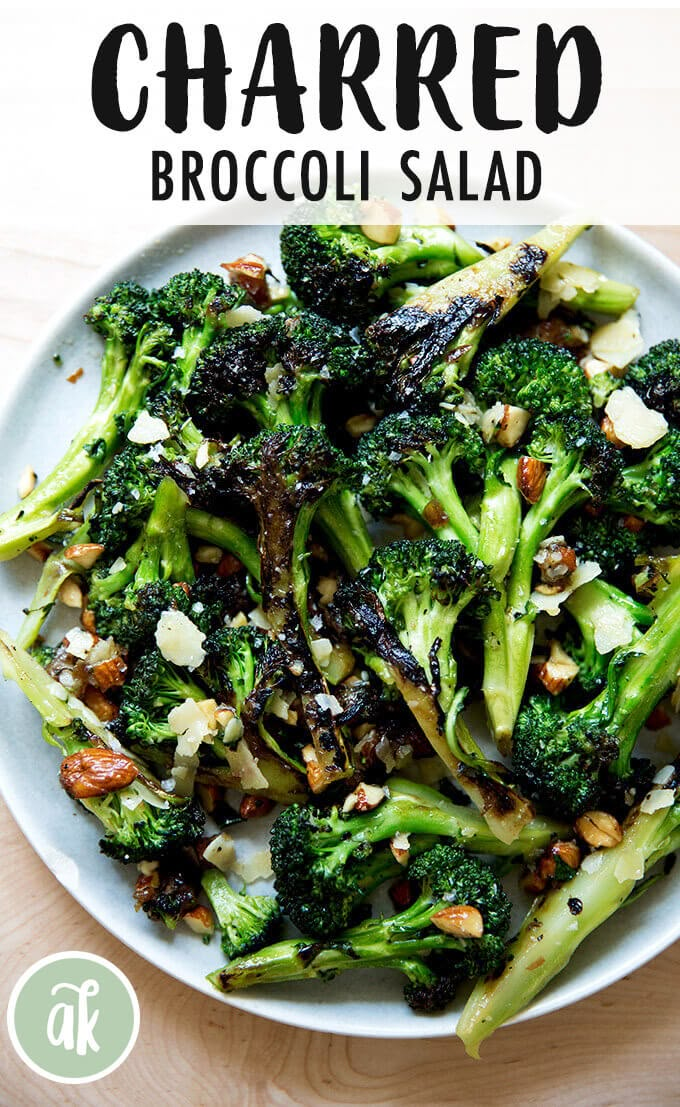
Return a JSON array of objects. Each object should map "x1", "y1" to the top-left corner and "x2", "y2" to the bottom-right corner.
[{"x1": 3, "y1": 219, "x2": 680, "y2": 1054}]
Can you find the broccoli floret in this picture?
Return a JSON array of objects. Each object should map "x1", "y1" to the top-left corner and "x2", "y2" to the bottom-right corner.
[
  {"x1": 88, "y1": 476, "x2": 195, "y2": 648},
  {"x1": 96, "y1": 791, "x2": 204, "y2": 864},
  {"x1": 366, "y1": 225, "x2": 586, "y2": 410},
  {"x1": 156, "y1": 269, "x2": 244, "y2": 387},
  {"x1": 563, "y1": 509, "x2": 657, "y2": 589},
  {"x1": 0, "y1": 287, "x2": 174, "y2": 560},
  {"x1": 201, "y1": 625, "x2": 266, "y2": 711},
  {"x1": 473, "y1": 338, "x2": 593, "y2": 418},
  {"x1": 608, "y1": 428, "x2": 680, "y2": 531},
  {"x1": 202, "y1": 868, "x2": 281, "y2": 958},
  {"x1": 271, "y1": 777, "x2": 566, "y2": 935},
  {"x1": 120, "y1": 649, "x2": 208, "y2": 746},
  {"x1": 209, "y1": 844, "x2": 511, "y2": 1010},
  {"x1": 91, "y1": 580, "x2": 191, "y2": 651},
  {"x1": 626, "y1": 339, "x2": 680, "y2": 425},
  {"x1": 188, "y1": 310, "x2": 369, "y2": 433},
  {"x1": 514, "y1": 575, "x2": 680, "y2": 815},
  {"x1": 90, "y1": 445, "x2": 160, "y2": 549},
  {"x1": 484, "y1": 414, "x2": 622, "y2": 747},
  {"x1": 357, "y1": 412, "x2": 485, "y2": 549},
  {"x1": 279, "y1": 223, "x2": 483, "y2": 323}
]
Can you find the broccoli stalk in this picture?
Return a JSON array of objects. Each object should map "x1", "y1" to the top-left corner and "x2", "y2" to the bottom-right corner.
[
  {"x1": 485, "y1": 416, "x2": 621, "y2": 748},
  {"x1": 184, "y1": 508, "x2": 261, "y2": 582},
  {"x1": 0, "y1": 285, "x2": 174, "y2": 559},
  {"x1": 315, "y1": 489, "x2": 374, "y2": 576},
  {"x1": 279, "y1": 224, "x2": 484, "y2": 322},
  {"x1": 367, "y1": 225, "x2": 587, "y2": 410},
  {"x1": 457, "y1": 764, "x2": 680, "y2": 1058},
  {"x1": 209, "y1": 845, "x2": 511, "y2": 1012},
  {"x1": 16, "y1": 522, "x2": 92, "y2": 650},
  {"x1": 334, "y1": 540, "x2": 537, "y2": 843},
  {"x1": 202, "y1": 868, "x2": 281, "y2": 958},
  {"x1": 0, "y1": 630, "x2": 203, "y2": 862},
  {"x1": 271, "y1": 776, "x2": 568, "y2": 935},
  {"x1": 512, "y1": 575, "x2": 680, "y2": 816},
  {"x1": 216, "y1": 427, "x2": 357, "y2": 789}
]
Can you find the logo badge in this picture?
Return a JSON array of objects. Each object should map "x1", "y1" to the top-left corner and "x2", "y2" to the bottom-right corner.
[{"x1": 7, "y1": 952, "x2": 139, "y2": 1084}]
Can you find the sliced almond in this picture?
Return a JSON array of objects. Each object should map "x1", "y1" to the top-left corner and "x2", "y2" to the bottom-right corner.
[
  {"x1": 360, "y1": 200, "x2": 402, "y2": 245},
  {"x1": 430, "y1": 905, "x2": 484, "y2": 939},
  {"x1": 58, "y1": 577, "x2": 84, "y2": 609},
  {"x1": 517, "y1": 456, "x2": 547, "y2": 504},
  {"x1": 82, "y1": 686, "x2": 118, "y2": 722},
  {"x1": 17, "y1": 465, "x2": 36, "y2": 499},
  {"x1": 481, "y1": 403, "x2": 530, "y2": 447},
  {"x1": 183, "y1": 905, "x2": 215, "y2": 937},
  {"x1": 600, "y1": 414, "x2": 625, "y2": 448}
]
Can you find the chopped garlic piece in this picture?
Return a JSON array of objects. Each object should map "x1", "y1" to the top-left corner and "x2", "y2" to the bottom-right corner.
[
  {"x1": 604, "y1": 387, "x2": 668, "y2": 449},
  {"x1": 590, "y1": 309, "x2": 643, "y2": 371},
  {"x1": 314, "y1": 692, "x2": 343, "y2": 716},
  {"x1": 128, "y1": 410, "x2": 170, "y2": 444},
  {"x1": 155, "y1": 610, "x2": 206, "y2": 669}
]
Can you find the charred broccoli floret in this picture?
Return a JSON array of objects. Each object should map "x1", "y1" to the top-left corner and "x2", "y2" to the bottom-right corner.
[
  {"x1": 366, "y1": 225, "x2": 585, "y2": 410},
  {"x1": 271, "y1": 777, "x2": 566, "y2": 935},
  {"x1": 209, "y1": 844, "x2": 511, "y2": 1011},
  {"x1": 280, "y1": 223, "x2": 483, "y2": 323},
  {"x1": 626, "y1": 339, "x2": 680, "y2": 426}
]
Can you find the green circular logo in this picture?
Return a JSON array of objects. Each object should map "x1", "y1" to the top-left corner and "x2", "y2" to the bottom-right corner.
[{"x1": 7, "y1": 952, "x2": 140, "y2": 1084}]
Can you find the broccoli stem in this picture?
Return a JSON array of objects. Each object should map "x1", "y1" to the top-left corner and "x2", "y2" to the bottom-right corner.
[
  {"x1": 388, "y1": 460, "x2": 480, "y2": 550},
  {"x1": 209, "y1": 927, "x2": 463, "y2": 993},
  {"x1": 477, "y1": 455, "x2": 522, "y2": 743},
  {"x1": 369, "y1": 226, "x2": 484, "y2": 291},
  {"x1": 185, "y1": 508, "x2": 261, "y2": 583},
  {"x1": 457, "y1": 775, "x2": 680, "y2": 1058},
  {"x1": 489, "y1": 459, "x2": 590, "y2": 748},
  {"x1": 323, "y1": 778, "x2": 565, "y2": 860},
  {"x1": 16, "y1": 524, "x2": 91, "y2": 650},
  {"x1": 608, "y1": 582, "x2": 680, "y2": 775},
  {"x1": 136, "y1": 477, "x2": 195, "y2": 588},
  {"x1": 316, "y1": 490, "x2": 373, "y2": 575},
  {"x1": 565, "y1": 277, "x2": 639, "y2": 316},
  {"x1": 0, "y1": 327, "x2": 166, "y2": 561}
]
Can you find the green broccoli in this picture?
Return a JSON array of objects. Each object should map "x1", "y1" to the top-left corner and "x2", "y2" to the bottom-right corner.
[{"x1": 202, "y1": 868, "x2": 281, "y2": 958}]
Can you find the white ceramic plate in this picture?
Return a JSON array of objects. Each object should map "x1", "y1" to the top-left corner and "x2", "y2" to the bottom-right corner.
[{"x1": 1, "y1": 224, "x2": 679, "y2": 1039}]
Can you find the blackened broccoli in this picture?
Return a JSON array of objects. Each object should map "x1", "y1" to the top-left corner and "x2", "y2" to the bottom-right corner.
[
  {"x1": 209, "y1": 844, "x2": 511, "y2": 1012},
  {"x1": 202, "y1": 868, "x2": 281, "y2": 958},
  {"x1": 626, "y1": 339, "x2": 680, "y2": 426},
  {"x1": 201, "y1": 625, "x2": 266, "y2": 711},
  {"x1": 366, "y1": 225, "x2": 586, "y2": 410},
  {"x1": 279, "y1": 223, "x2": 484, "y2": 323},
  {"x1": 271, "y1": 776, "x2": 566, "y2": 935},
  {"x1": 156, "y1": 268, "x2": 245, "y2": 385},
  {"x1": 134, "y1": 855, "x2": 201, "y2": 928},
  {"x1": 564, "y1": 509, "x2": 657, "y2": 590}
]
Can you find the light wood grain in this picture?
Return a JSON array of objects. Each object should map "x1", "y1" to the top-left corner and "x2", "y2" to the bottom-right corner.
[{"x1": 1, "y1": 226, "x2": 679, "y2": 1106}]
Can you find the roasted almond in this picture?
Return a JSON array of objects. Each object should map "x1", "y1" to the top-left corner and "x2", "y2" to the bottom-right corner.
[
  {"x1": 575, "y1": 810, "x2": 623, "y2": 849},
  {"x1": 517, "y1": 456, "x2": 547, "y2": 504},
  {"x1": 64, "y1": 542, "x2": 105, "y2": 570},
  {"x1": 239, "y1": 795, "x2": 274, "y2": 819},
  {"x1": 221, "y1": 253, "x2": 270, "y2": 305},
  {"x1": 430, "y1": 904, "x2": 484, "y2": 938},
  {"x1": 600, "y1": 414, "x2": 625, "y2": 448},
  {"x1": 535, "y1": 640, "x2": 580, "y2": 695},
  {"x1": 301, "y1": 745, "x2": 327, "y2": 795},
  {"x1": 82, "y1": 686, "x2": 119, "y2": 722},
  {"x1": 89, "y1": 655, "x2": 127, "y2": 692},
  {"x1": 60, "y1": 747, "x2": 138, "y2": 798}
]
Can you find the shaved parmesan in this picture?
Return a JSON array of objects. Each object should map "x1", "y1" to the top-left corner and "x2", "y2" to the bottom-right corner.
[
  {"x1": 233, "y1": 849, "x2": 274, "y2": 884},
  {"x1": 538, "y1": 261, "x2": 605, "y2": 318},
  {"x1": 605, "y1": 386, "x2": 668, "y2": 449},
  {"x1": 531, "y1": 561, "x2": 601, "y2": 617},
  {"x1": 63, "y1": 627, "x2": 95, "y2": 660},
  {"x1": 203, "y1": 832, "x2": 236, "y2": 873},
  {"x1": 128, "y1": 410, "x2": 170, "y2": 444},
  {"x1": 592, "y1": 605, "x2": 638, "y2": 655},
  {"x1": 155, "y1": 610, "x2": 206, "y2": 669},
  {"x1": 590, "y1": 309, "x2": 643, "y2": 371},
  {"x1": 614, "y1": 849, "x2": 645, "y2": 883},
  {"x1": 225, "y1": 740, "x2": 268, "y2": 790},
  {"x1": 225, "y1": 305, "x2": 263, "y2": 327},
  {"x1": 640, "y1": 789, "x2": 676, "y2": 815}
]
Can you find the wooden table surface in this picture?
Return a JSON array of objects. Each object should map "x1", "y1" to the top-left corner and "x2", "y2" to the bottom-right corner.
[{"x1": 1, "y1": 225, "x2": 679, "y2": 1106}]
